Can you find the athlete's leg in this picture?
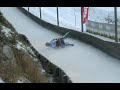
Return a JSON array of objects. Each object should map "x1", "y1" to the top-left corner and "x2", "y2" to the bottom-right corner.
[
  {"x1": 65, "y1": 42, "x2": 74, "y2": 46},
  {"x1": 58, "y1": 38, "x2": 66, "y2": 47}
]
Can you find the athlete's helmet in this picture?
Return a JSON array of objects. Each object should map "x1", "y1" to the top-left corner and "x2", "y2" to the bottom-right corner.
[{"x1": 45, "y1": 42, "x2": 50, "y2": 47}]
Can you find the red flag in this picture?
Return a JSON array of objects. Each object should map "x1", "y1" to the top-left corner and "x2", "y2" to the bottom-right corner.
[{"x1": 82, "y1": 7, "x2": 89, "y2": 24}]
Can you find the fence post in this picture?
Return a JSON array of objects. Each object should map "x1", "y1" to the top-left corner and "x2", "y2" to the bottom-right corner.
[
  {"x1": 57, "y1": 7, "x2": 59, "y2": 26},
  {"x1": 81, "y1": 7, "x2": 83, "y2": 32},
  {"x1": 28, "y1": 7, "x2": 29, "y2": 12},
  {"x1": 74, "y1": 8, "x2": 76, "y2": 26},
  {"x1": 114, "y1": 7, "x2": 118, "y2": 42},
  {"x1": 39, "y1": 7, "x2": 41, "y2": 19}
]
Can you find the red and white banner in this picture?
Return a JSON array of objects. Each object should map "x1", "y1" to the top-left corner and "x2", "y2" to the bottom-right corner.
[{"x1": 82, "y1": 7, "x2": 89, "y2": 24}]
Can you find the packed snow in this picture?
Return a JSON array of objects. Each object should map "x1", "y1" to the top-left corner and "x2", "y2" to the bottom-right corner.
[{"x1": 1, "y1": 7, "x2": 120, "y2": 83}]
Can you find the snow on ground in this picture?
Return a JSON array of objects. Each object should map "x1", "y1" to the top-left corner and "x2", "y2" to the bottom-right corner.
[
  {"x1": 17, "y1": 80, "x2": 23, "y2": 83},
  {"x1": 16, "y1": 41, "x2": 26, "y2": 51},
  {"x1": 0, "y1": 78, "x2": 4, "y2": 83},
  {"x1": 41, "y1": 69, "x2": 46, "y2": 74},
  {"x1": 17, "y1": 77, "x2": 30, "y2": 83},
  {"x1": 1, "y1": 7, "x2": 120, "y2": 83},
  {"x1": 40, "y1": 7, "x2": 57, "y2": 25},
  {"x1": 1, "y1": 26, "x2": 12, "y2": 38},
  {"x1": 29, "y1": 7, "x2": 40, "y2": 18},
  {"x1": 15, "y1": 40, "x2": 35, "y2": 56}
]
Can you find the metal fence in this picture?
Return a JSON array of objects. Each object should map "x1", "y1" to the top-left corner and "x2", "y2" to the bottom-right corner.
[
  {"x1": 86, "y1": 20, "x2": 120, "y2": 36},
  {"x1": 22, "y1": 7, "x2": 82, "y2": 31},
  {"x1": 22, "y1": 7, "x2": 119, "y2": 42}
]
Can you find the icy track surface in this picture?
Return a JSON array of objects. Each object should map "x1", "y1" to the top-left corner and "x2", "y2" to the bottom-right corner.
[{"x1": 1, "y1": 7, "x2": 120, "y2": 83}]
